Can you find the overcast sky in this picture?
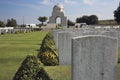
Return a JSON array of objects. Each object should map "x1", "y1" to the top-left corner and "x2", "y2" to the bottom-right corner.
[{"x1": 0, "y1": 0, "x2": 119, "y2": 24}]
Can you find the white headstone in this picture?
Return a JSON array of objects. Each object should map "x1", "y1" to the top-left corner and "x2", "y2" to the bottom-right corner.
[
  {"x1": 72, "y1": 35, "x2": 118, "y2": 80},
  {"x1": 58, "y1": 31, "x2": 75, "y2": 65}
]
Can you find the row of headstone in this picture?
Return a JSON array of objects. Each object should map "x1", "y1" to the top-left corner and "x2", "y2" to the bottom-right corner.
[
  {"x1": 52, "y1": 26, "x2": 118, "y2": 80},
  {"x1": 52, "y1": 27, "x2": 120, "y2": 49},
  {"x1": 68, "y1": 25, "x2": 119, "y2": 30},
  {"x1": 0, "y1": 28, "x2": 33, "y2": 35},
  {"x1": 88, "y1": 25, "x2": 119, "y2": 29},
  {"x1": 52, "y1": 28, "x2": 118, "y2": 65}
]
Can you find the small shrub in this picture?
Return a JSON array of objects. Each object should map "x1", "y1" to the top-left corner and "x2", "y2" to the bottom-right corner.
[{"x1": 13, "y1": 55, "x2": 42, "y2": 80}]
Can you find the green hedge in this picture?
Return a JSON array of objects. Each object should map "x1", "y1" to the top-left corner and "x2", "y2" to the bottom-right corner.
[
  {"x1": 13, "y1": 55, "x2": 51, "y2": 80},
  {"x1": 38, "y1": 32, "x2": 59, "y2": 66}
]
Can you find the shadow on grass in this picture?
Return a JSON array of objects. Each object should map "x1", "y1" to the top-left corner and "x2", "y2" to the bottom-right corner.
[
  {"x1": 118, "y1": 59, "x2": 120, "y2": 63},
  {"x1": 35, "y1": 49, "x2": 40, "y2": 52}
]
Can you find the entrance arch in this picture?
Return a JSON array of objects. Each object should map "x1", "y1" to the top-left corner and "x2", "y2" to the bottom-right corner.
[{"x1": 56, "y1": 17, "x2": 61, "y2": 25}]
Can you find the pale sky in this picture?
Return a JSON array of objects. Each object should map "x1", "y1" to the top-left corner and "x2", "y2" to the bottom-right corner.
[{"x1": 0, "y1": 0, "x2": 119, "y2": 24}]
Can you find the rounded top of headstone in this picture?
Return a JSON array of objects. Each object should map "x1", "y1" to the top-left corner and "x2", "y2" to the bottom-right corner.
[{"x1": 53, "y1": 3, "x2": 64, "y2": 12}]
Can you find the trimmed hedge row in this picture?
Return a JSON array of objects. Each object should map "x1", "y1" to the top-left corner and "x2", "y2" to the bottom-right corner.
[{"x1": 13, "y1": 32, "x2": 59, "y2": 80}]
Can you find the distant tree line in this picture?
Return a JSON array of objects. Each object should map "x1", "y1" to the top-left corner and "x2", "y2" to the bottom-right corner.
[
  {"x1": 6, "y1": 18, "x2": 17, "y2": 27},
  {"x1": 76, "y1": 15, "x2": 98, "y2": 25},
  {"x1": 0, "y1": 18, "x2": 17, "y2": 27},
  {"x1": 66, "y1": 15, "x2": 99, "y2": 27},
  {"x1": 67, "y1": 19, "x2": 75, "y2": 27},
  {"x1": 114, "y1": 2, "x2": 120, "y2": 24},
  {"x1": 0, "y1": 20, "x2": 5, "y2": 27}
]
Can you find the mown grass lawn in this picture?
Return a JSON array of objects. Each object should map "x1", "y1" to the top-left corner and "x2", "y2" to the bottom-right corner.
[
  {"x1": 0, "y1": 31, "x2": 48, "y2": 80},
  {"x1": 45, "y1": 65, "x2": 71, "y2": 80}
]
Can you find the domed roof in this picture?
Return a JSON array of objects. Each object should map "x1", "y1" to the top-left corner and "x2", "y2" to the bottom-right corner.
[{"x1": 54, "y1": 3, "x2": 64, "y2": 9}]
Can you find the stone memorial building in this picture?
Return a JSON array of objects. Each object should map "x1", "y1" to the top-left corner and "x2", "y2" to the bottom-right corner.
[{"x1": 49, "y1": 3, "x2": 67, "y2": 27}]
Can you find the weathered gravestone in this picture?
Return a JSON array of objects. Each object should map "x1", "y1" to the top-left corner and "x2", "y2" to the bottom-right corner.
[
  {"x1": 72, "y1": 35, "x2": 118, "y2": 80},
  {"x1": 52, "y1": 29, "x2": 74, "y2": 49},
  {"x1": 116, "y1": 28, "x2": 120, "y2": 49},
  {"x1": 1, "y1": 29, "x2": 5, "y2": 34},
  {"x1": 8, "y1": 29, "x2": 12, "y2": 34},
  {"x1": 11, "y1": 29, "x2": 15, "y2": 34},
  {"x1": 52, "y1": 29, "x2": 63, "y2": 49},
  {"x1": 58, "y1": 31, "x2": 75, "y2": 65}
]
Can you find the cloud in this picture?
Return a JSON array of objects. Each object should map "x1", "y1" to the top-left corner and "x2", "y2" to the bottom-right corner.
[
  {"x1": 83, "y1": 0, "x2": 95, "y2": 5},
  {"x1": 64, "y1": 0, "x2": 77, "y2": 4},
  {"x1": 40, "y1": 0, "x2": 78, "y2": 6},
  {"x1": 41, "y1": 0, "x2": 52, "y2": 5},
  {"x1": 21, "y1": 4, "x2": 41, "y2": 10},
  {"x1": 82, "y1": 0, "x2": 115, "y2": 6}
]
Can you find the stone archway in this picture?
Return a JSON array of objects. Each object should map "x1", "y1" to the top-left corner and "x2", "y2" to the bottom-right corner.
[
  {"x1": 56, "y1": 17, "x2": 61, "y2": 25},
  {"x1": 49, "y1": 3, "x2": 67, "y2": 27}
]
